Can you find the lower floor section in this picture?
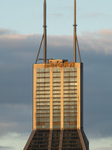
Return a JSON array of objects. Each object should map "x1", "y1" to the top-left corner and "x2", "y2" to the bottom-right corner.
[{"x1": 24, "y1": 129, "x2": 89, "y2": 150}]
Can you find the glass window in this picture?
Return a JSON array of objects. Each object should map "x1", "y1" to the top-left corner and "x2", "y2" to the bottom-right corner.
[
  {"x1": 69, "y1": 67, "x2": 77, "y2": 71},
  {"x1": 37, "y1": 91, "x2": 50, "y2": 94},
  {"x1": 37, "y1": 83, "x2": 50, "y2": 86},
  {"x1": 37, "y1": 95, "x2": 50, "y2": 98},
  {"x1": 64, "y1": 105, "x2": 77, "y2": 109},
  {"x1": 37, "y1": 113, "x2": 50, "y2": 117},
  {"x1": 37, "y1": 102, "x2": 50, "y2": 106},
  {"x1": 53, "y1": 95, "x2": 61, "y2": 98},
  {"x1": 37, "y1": 110, "x2": 50, "y2": 113},
  {"x1": 53, "y1": 74, "x2": 60, "y2": 77},
  {"x1": 64, "y1": 109, "x2": 77, "y2": 113},
  {"x1": 53, "y1": 117, "x2": 60, "y2": 121},
  {"x1": 37, "y1": 105, "x2": 50, "y2": 108},
  {"x1": 69, "y1": 124, "x2": 77, "y2": 128},
  {"x1": 64, "y1": 113, "x2": 77, "y2": 117},
  {"x1": 53, "y1": 113, "x2": 60, "y2": 117},
  {"x1": 53, "y1": 106, "x2": 61, "y2": 109},
  {"x1": 69, "y1": 118, "x2": 77, "y2": 121},
  {"x1": 53, "y1": 78, "x2": 61, "y2": 82},
  {"x1": 64, "y1": 73, "x2": 70, "y2": 76},
  {"x1": 37, "y1": 86, "x2": 50, "y2": 89},
  {"x1": 64, "y1": 102, "x2": 77, "y2": 105},
  {"x1": 44, "y1": 68, "x2": 50, "y2": 72},
  {"x1": 53, "y1": 102, "x2": 61, "y2": 105},
  {"x1": 64, "y1": 98, "x2": 77, "y2": 101},
  {"x1": 37, "y1": 99, "x2": 50, "y2": 102},
  {"x1": 37, "y1": 118, "x2": 50, "y2": 122},
  {"x1": 53, "y1": 109, "x2": 60, "y2": 113},
  {"x1": 53, "y1": 125, "x2": 60, "y2": 129},
  {"x1": 53, "y1": 68, "x2": 61, "y2": 71},
  {"x1": 53, "y1": 86, "x2": 61, "y2": 89}
]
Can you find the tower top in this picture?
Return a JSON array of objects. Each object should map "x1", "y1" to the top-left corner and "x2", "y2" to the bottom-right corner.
[{"x1": 35, "y1": 0, "x2": 81, "y2": 64}]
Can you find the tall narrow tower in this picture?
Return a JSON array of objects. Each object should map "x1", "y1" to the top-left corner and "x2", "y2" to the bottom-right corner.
[{"x1": 24, "y1": 0, "x2": 89, "y2": 150}]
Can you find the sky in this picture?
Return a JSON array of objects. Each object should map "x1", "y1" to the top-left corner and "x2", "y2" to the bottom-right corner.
[{"x1": 0, "y1": 0, "x2": 112, "y2": 150}]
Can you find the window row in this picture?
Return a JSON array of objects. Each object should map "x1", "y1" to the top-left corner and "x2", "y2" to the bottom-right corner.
[
  {"x1": 36, "y1": 96, "x2": 50, "y2": 98},
  {"x1": 36, "y1": 91, "x2": 50, "y2": 94},
  {"x1": 64, "y1": 109, "x2": 77, "y2": 113},
  {"x1": 37, "y1": 118, "x2": 50, "y2": 122},
  {"x1": 37, "y1": 79, "x2": 50, "y2": 82},
  {"x1": 37, "y1": 68, "x2": 50, "y2": 72},
  {"x1": 64, "y1": 118, "x2": 77, "y2": 121},
  {"x1": 64, "y1": 124, "x2": 77, "y2": 129}
]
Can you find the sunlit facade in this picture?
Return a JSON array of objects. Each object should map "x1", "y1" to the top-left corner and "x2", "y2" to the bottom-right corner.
[
  {"x1": 33, "y1": 60, "x2": 82, "y2": 130},
  {"x1": 24, "y1": 60, "x2": 89, "y2": 150}
]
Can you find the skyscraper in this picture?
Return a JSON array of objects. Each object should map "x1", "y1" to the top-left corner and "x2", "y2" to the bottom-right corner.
[{"x1": 24, "y1": 0, "x2": 89, "y2": 150}]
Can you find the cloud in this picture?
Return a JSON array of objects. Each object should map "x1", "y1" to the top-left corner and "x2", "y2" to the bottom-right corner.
[
  {"x1": 95, "y1": 28, "x2": 112, "y2": 37},
  {"x1": 0, "y1": 104, "x2": 32, "y2": 136},
  {"x1": 79, "y1": 29, "x2": 112, "y2": 55},
  {"x1": 95, "y1": 148, "x2": 112, "y2": 150},
  {"x1": 0, "y1": 28, "x2": 112, "y2": 149},
  {"x1": 0, "y1": 133, "x2": 28, "y2": 150},
  {"x1": 90, "y1": 137, "x2": 112, "y2": 150},
  {"x1": 0, "y1": 28, "x2": 16, "y2": 36},
  {"x1": 0, "y1": 146, "x2": 14, "y2": 150}
]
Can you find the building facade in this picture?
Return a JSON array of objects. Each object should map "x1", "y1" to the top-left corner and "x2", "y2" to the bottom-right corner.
[
  {"x1": 33, "y1": 60, "x2": 82, "y2": 130},
  {"x1": 24, "y1": 60, "x2": 89, "y2": 150},
  {"x1": 24, "y1": 0, "x2": 89, "y2": 149}
]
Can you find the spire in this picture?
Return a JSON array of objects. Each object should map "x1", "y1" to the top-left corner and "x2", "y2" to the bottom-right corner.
[
  {"x1": 74, "y1": 0, "x2": 76, "y2": 62},
  {"x1": 43, "y1": 0, "x2": 47, "y2": 63}
]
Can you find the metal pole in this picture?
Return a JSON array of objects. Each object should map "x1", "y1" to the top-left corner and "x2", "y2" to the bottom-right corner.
[
  {"x1": 74, "y1": 0, "x2": 76, "y2": 62},
  {"x1": 43, "y1": 0, "x2": 47, "y2": 63},
  {"x1": 35, "y1": 34, "x2": 44, "y2": 64},
  {"x1": 76, "y1": 35, "x2": 81, "y2": 63}
]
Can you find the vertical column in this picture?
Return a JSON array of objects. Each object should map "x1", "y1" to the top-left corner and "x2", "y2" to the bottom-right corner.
[
  {"x1": 77, "y1": 130, "x2": 86, "y2": 150},
  {"x1": 48, "y1": 130, "x2": 52, "y2": 150},
  {"x1": 77, "y1": 64, "x2": 81, "y2": 129},
  {"x1": 81, "y1": 63, "x2": 83, "y2": 128},
  {"x1": 61, "y1": 68, "x2": 64, "y2": 129},
  {"x1": 33, "y1": 65, "x2": 37, "y2": 130},
  {"x1": 50, "y1": 68, "x2": 53, "y2": 129},
  {"x1": 59, "y1": 130, "x2": 63, "y2": 150}
]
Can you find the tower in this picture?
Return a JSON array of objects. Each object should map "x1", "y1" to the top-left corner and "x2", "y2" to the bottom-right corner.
[{"x1": 24, "y1": 0, "x2": 89, "y2": 149}]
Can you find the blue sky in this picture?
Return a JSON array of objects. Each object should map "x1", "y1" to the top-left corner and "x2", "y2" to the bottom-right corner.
[
  {"x1": 1, "y1": 0, "x2": 112, "y2": 35},
  {"x1": 0, "y1": 0, "x2": 112, "y2": 150}
]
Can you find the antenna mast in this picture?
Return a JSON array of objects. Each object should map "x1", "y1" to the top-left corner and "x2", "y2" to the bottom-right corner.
[
  {"x1": 43, "y1": 0, "x2": 47, "y2": 63},
  {"x1": 74, "y1": 0, "x2": 76, "y2": 62}
]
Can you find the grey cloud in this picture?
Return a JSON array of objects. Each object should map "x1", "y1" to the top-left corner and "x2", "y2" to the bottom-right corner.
[
  {"x1": 0, "y1": 29, "x2": 112, "y2": 143},
  {"x1": 95, "y1": 28, "x2": 112, "y2": 37},
  {"x1": 0, "y1": 34, "x2": 73, "y2": 105},
  {"x1": 94, "y1": 148, "x2": 112, "y2": 150},
  {"x1": 83, "y1": 51, "x2": 112, "y2": 138},
  {"x1": 0, "y1": 132, "x2": 29, "y2": 150},
  {"x1": 0, "y1": 146, "x2": 14, "y2": 150},
  {"x1": 78, "y1": 32, "x2": 112, "y2": 54},
  {"x1": 0, "y1": 104, "x2": 32, "y2": 136},
  {"x1": 0, "y1": 28, "x2": 16, "y2": 35}
]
